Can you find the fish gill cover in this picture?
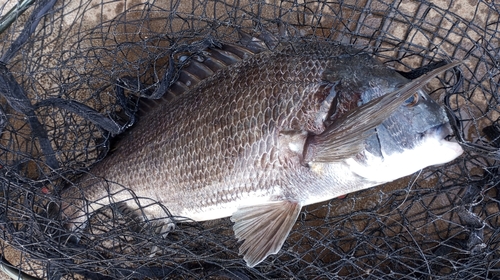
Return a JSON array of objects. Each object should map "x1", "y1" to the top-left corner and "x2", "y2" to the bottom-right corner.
[{"x1": 0, "y1": 0, "x2": 498, "y2": 279}]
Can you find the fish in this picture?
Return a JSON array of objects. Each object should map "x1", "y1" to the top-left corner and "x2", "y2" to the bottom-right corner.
[{"x1": 56, "y1": 37, "x2": 463, "y2": 267}]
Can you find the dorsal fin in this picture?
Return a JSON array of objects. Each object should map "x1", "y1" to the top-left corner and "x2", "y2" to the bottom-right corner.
[
  {"x1": 132, "y1": 32, "x2": 275, "y2": 117},
  {"x1": 109, "y1": 32, "x2": 275, "y2": 154}
]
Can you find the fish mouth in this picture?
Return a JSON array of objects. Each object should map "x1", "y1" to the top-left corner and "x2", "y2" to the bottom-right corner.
[{"x1": 423, "y1": 122, "x2": 464, "y2": 160}]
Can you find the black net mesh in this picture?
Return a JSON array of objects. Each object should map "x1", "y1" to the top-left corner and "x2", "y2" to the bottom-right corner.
[{"x1": 0, "y1": 0, "x2": 499, "y2": 279}]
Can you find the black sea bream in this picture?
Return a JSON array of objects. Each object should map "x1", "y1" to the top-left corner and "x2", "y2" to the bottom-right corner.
[{"x1": 59, "y1": 39, "x2": 463, "y2": 267}]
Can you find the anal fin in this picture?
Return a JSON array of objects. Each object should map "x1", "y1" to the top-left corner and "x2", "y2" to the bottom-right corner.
[{"x1": 231, "y1": 200, "x2": 302, "y2": 267}]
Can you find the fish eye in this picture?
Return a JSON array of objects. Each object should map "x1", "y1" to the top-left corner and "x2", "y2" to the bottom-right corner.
[{"x1": 404, "y1": 93, "x2": 419, "y2": 107}]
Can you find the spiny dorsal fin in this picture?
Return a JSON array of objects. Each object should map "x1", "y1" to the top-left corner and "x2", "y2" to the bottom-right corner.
[
  {"x1": 139, "y1": 32, "x2": 274, "y2": 117},
  {"x1": 239, "y1": 28, "x2": 280, "y2": 51},
  {"x1": 231, "y1": 200, "x2": 302, "y2": 267},
  {"x1": 111, "y1": 32, "x2": 275, "y2": 153},
  {"x1": 304, "y1": 61, "x2": 462, "y2": 163}
]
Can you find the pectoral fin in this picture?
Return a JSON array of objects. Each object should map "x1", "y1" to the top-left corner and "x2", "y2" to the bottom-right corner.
[
  {"x1": 231, "y1": 200, "x2": 302, "y2": 267},
  {"x1": 304, "y1": 61, "x2": 462, "y2": 163}
]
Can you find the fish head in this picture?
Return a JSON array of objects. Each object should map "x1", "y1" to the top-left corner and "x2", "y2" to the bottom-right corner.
[
  {"x1": 342, "y1": 71, "x2": 464, "y2": 183},
  {"x1": 309, "y1": 52, "x2": 463, "y2": 183},
  {"x1": 300, "y1": 56, "x2": 463, "y2": 215},
  {"x1": 368, "y1": 88, "x2": 456, "y2": 158}
]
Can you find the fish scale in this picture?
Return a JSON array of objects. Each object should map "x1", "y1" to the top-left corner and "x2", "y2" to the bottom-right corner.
[{"x1": 58, "y1": 39, "x2": 463, "y2": 267}]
